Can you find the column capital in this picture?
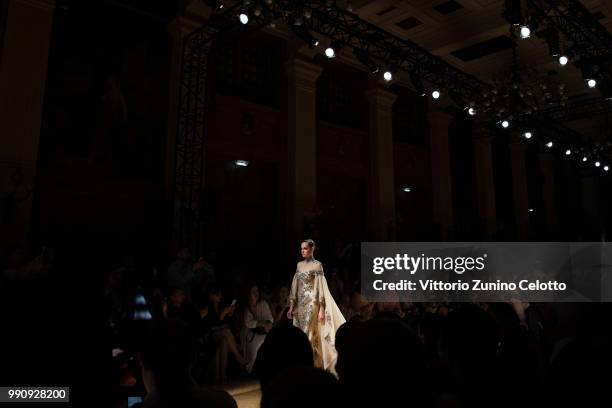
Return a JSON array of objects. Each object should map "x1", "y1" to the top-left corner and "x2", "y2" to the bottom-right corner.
[
  {"x1": 285, "y1": 58, "x2": 323, "y2": 92},
  {"x1": 366, "y1": 87, "x2": 397, "y2": 111}
]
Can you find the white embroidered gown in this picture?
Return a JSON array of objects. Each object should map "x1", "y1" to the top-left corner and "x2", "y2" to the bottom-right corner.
[{"x1": 289, "y1": 258, "x2": 346, "y2": 372}]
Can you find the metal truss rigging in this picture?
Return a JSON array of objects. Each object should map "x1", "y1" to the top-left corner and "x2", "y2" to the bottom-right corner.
[
  {"x1": 172, "y1": 2, "x2": 277, "y2": 248},
  {"x1": 526, "y1": 0, "x2": 612, "y2": 88},
  {"x1": 173, "y1": 0, "x2": 606, "y2": 246},
  {"x1": 534, "y1": 96, "x2": 612, "y2": 123}
]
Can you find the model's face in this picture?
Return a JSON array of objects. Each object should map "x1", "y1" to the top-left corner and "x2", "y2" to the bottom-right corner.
[{"x1": 300, "y1": 243, "x2": 313, "y2": 258}]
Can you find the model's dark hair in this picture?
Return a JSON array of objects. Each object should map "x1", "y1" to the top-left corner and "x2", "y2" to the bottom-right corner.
[{"x1": 301, "y1": 239, "x2": 316, "y2": 250}]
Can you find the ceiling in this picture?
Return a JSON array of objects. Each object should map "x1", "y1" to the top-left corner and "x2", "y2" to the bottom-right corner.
[
  {"x1": 184, "y1": 0, "x2": 612, "y2": 137},
  {"x1": 337, "y1": 0, "x2": 612, "y2": 137},
  {"x1": 348, "y1": 0, "x2": 612, "y2": 93}
]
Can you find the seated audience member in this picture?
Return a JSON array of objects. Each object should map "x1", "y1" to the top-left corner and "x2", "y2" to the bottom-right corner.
[
  {"x1": 335, "y1": 317, "x2": 433, "y2": 408},
  {"x1": 375, "y1": 301, "x2": 405, "y2": 319},
  {"x1": 198, "y1": 286, "x2": 244, "y2": 384},
  {"x1": 140, "y1": 319, "x2": 237, "y2": 408},
  {"x1": 547, "y1": 303, "x2": 612, "y2": 408},
  {"x1": 441, "y1": 304, "x2": 501, "y2": 408},
  {"x1": 253, "y1": 325, "x2": 313, "y2": 392},
  {"x1": 240, "y1": 285, "x2": 273, "y2": 373},
  {"x1": 260, "y1": 366, "x2": 341, "y2": 408},
  {"x1": 167, "y1": 248, "x2": 208, "y2": 300},
  {"x1": 270, "y1": 285, "x2": 290, "y2": 326},
  {"x1": 166, "y1": 287, "x2": 199, "y2": 330}
]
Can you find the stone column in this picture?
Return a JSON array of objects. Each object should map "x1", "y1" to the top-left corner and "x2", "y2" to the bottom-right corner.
[
  {"x1": 429, "y1": 108, "x2": 454, "y2": 240},
  {"x1": 366, "y1": 84, "x2": 397, "y2": 241},
  {"x1": 509, "y1": 138, "x2": 529, "y2": 240},
  {"x1": 285, "y1": 58, "x2": 322, "y2": 241},
  {"x1": 539, "y1": 151, "x2": 558, "y2": 235},
  {"x1": 473, "y1": 129, "x2": 497, "y2": 238},
  {"x1": 0, "y1": 0, "x2": 55, "y2": 246}
]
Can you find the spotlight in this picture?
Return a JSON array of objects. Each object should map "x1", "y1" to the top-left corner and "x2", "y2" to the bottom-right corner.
[
  {"x1": 565, "y1": 149, "x2": 571, "y2": 156},
  {"x1": 605, "y1": 165, "x2": 609, "y2": 171},
  {"x1": 595, "y1": 161, "x2": 600, "y2": 167},
  {"x1": 519, "y1": 25, "x2": 531, "y2": 39},
  {"x1": 239, "y1": 13, "x2": 249, "y2": 24},
  {"x1": 383, "y1": 70, "x2": 393, "y2": 82},
  {"x1": 467, "y1": 107, "x2": 476, "y2": 116},
  {"x1": 528, "y1": 208, "x2": 534, "y2": 213},
  {"x1": 559, "y1": 55, "x2": 569, "y2": 66},
  {"x1": 501, "y1": 120, "x2": 510, "y2": 128},
  {"x1": 587, "y1": 78, "x2": 597, "y2": 88},
  {"x1": 402, "y1": 186, "x2": 412, "y2": 193},
  {"x1": 431, "y1": 90, "x2": 441, "y2": 99},
  {"x1": 325, "y1": 46, "x2": 335, "y2": 58},
  {"x1": 582, "y1": 156, "x2": 588, "y2": 162},
  {"x1": 546, "y1": 141, "x2": 553, "y2": 148},
  {"x1": 234, "y1": 159, "x2": 249, "y2": 167},
  {"x1": 523, "y1": 131, "x2": 532, "y2": 139}
]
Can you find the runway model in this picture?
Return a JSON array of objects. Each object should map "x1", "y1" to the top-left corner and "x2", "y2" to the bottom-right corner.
[{"x1": 287, "y1": 239, "x2": 346, "y2": 372}]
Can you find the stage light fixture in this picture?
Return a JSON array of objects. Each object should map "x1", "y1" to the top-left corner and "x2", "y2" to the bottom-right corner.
[
  {"x1": 546, "y1": 141, "x2": 553, "y2": 148},
  {"x1": 501, "y1": 120, "x2": 510, "y2": 128},
  {"x1": 324, "y1": 41, "x2": 343, "y2": 59},
  {"x1": 528, "y1": 208, "x2": 534, "y2": 213},
  {"x1": 519, "y1": 25, "x2": 531, "y2": 39},
  {"x1": 239, "y1": 13, "x2": 249, "y2": 24},
  {"x1": 587, "y1": 78, "x2": 597, "y2": 88},
  {"x1": 234, "y1": 160, "x2": 249, "y2": 167},
  {"x1": 467, "y1": 107, "x2": 476, "y2": 116},
  {"x1": 431, "y1": 90, "x2": 441, "y2": 99},
  {"x1": 383, "y1": 70, "x2": 393, "y2": 82},
  {"x1": 595, "y1": 161, "x2": 601, "y2": 167},
  {"x1": 402, "y1": 186, "x2": 412, "y2": 193},
  {"x1": 582, "y1": 156, "x2": 588, "y2": 162},
  {"x1": 523, "y1": 131, "x2": 532, "y2": 139},
  {"x1": 565, "y1": 149, "x2": 571, "y2": 156},
  {"x1": 605, "y1": 165, "x2": 609, "y2": 171},
  {"x1": 558, "y1": 55, "x2": 568, "y2": 66}
]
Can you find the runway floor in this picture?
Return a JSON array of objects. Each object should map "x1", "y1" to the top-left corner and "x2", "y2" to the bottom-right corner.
[{"x1": 219, "y1": 378, "x2": 262, "y2": 408}]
